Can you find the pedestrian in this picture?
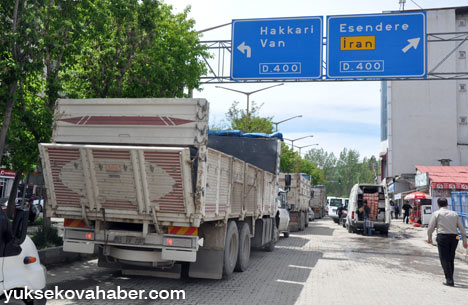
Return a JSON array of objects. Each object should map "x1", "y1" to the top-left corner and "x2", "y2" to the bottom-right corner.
[
  {"x1": 402, "y1": 201, "x2": 412, "y2": 224},
  {"x1": 362, "y1": 201, "x2": 372, "y2": 236},
  {"x1": 427, "y1": 197, "x2": 468, "y2": 287},
  {"x1": 394, "y1": 204, "x2": 399, "y2": 220},
  {"x1": 336, "y1": 204, "x2": 344, "y2": 225},
  {"x1": 390, "y1": 201, "x2": 395, "y2": 219}
]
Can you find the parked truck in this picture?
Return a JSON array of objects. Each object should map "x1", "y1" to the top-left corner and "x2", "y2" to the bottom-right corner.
[
  {"x1": 310, "y1": 185, "x2": 326, "y2": 219},
  {"x1": 38, "y1": 98, "x2": 283, "y2": 280},
  {"x1": 279, "y1": 173, "x2": 311, "y2": 231}
]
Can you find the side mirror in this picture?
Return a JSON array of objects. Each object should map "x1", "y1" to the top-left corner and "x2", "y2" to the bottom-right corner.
[
  {"x1": 11, "y1": 209, "x2": 28, "y2": 245},
  {"x1": 285, "y1": 174, "x2": 291, "y2": 190},
  {"x1": 2, "y1": 209, "x2": 28, "y2": 257}
]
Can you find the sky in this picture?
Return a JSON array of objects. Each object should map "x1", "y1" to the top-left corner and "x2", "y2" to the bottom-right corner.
[{"x1": 164, "y1": 0, "x2": 467, "y2": 159}]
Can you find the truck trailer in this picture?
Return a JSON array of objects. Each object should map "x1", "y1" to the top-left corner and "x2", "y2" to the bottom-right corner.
[
  {"x1": 279, "y1": 173, "x2": 311, "y2": 231},
  {"x1": 310, "y1": 185, "x2": 326, "y2": 219},
  {"x1": 39, "y1": 98, "x2": 282, "y2": 279}
]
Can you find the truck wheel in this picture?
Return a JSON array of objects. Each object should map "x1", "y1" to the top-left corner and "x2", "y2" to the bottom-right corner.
[
  {"x1": 235, "y1": 222, "x2": 251, "y2": 272},
  {"x1": 283, "y1": 231, "x2": 290, "y2": 238},
  {"x1": 223, "y1": 221, "x2": 239, "y2": 276},
  {"x1": 299, "y1": 212, "x2": 305, "y2": 231},
  {"x1": 264, "y1": 226, "x2": 277, "y2": 252},
  {"x1": 347, "y1": 223, "x2": 355, "y2": 233}
]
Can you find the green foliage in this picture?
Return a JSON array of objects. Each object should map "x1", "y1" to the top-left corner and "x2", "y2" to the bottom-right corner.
[
  {"x1": 304, "y1": 147, "x2": 379, "y2": 197},
  {"x1": 62, "y1": 0, "x2": 208, "y2": 98},
  {"x1": 225, "y1": 101, "x2": 273, "y2": 134},
  {"x1": 280, "y1": 143, "x2": 324, "y2": 185},
  {"x1": 31, "y1": 223, "x2": 63, "y2": 250}
]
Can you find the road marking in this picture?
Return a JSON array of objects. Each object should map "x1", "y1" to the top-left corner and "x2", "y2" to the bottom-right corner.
[{"x1": 276, "y1": 279, "x2": 305, "y2": 285}]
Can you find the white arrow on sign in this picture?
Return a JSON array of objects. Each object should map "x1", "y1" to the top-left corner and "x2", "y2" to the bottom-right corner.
[
  {"x1": 237, "y1": 41, "x2": 251, "y2": 58},
  {"x1": 402, "y1": 37, "x2": 421, "y2": 53}
]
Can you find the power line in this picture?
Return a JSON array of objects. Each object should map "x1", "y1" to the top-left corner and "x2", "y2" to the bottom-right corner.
[{"x1": 410, "y1": 0, "x2": 424, "y2": 10}]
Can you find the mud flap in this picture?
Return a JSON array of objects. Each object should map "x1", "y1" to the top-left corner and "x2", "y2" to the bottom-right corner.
[{"x1": 188, "y1": 248, "x2": 224, "y2": 279}]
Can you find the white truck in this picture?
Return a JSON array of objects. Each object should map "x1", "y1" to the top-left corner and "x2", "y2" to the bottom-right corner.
[
  {"x1": 279, "y1": 173, "x2": 311, "y2": 231},
  {"x1": 310, "y1": 185, "x2": 326, "y2": 219},
  {"x1": 39, "y1": 98, "x2": 282, "y2": 280}
]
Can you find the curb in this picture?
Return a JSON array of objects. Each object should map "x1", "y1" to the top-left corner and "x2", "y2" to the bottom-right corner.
[{"x1": 38, "y1": 246, "x2": 94, "y2": 267}]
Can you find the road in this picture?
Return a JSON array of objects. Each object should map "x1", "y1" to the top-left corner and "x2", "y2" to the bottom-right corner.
[{"x1": 40, "y1": 218, "x2": 468, "y2": 305}]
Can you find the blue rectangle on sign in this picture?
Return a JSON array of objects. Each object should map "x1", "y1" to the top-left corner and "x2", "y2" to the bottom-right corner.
[
  {"x1": 326, "y1": 12, "x2": 427, "y2": 79},
  {"x1": 231, "y1": 16, "x2": 323, "y2": 80}
]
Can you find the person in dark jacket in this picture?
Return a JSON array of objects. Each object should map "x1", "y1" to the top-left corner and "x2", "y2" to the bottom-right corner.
[
  {"x1": 402, "y1": 202, "x2": 412, "y2": 224},
  {"x1": 336, "y1": 204, "x2": 344, "y2": 225},
  {"x1": 362, "y1": 201, "x2": 372, "y2": 236}
]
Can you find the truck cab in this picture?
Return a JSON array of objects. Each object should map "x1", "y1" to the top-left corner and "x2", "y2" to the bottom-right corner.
[
  {"x1": 1, "y1": 208, "x2": 46, "y2": 304},
  {"x1": 276, "y1": 189, "x2": 290, "y2": 238}
]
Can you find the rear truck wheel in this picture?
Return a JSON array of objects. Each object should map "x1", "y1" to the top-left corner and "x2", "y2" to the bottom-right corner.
[
  {"x1": 223, "y1": 221, "x2": 239, "y2": 276},
  {"x1": 235, "y1": 222, "x2": 251, "y2": 272},
  {"x1": 283, "y1": 231, "x2": 290, "y2": 238},
  {"x1": 347, "y1": 222, "x2": 355, "y2": 233},
  {"x1": 264, "y1": 225, "x2": 277, "y2": 252},
  {"x1": 299, "y1": 212, "x2": 305, "y2": 231}
]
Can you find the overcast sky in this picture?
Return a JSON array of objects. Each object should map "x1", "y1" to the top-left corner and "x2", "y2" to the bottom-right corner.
[{"x1": 164, "y1": 0, "x2": 467, "y2": 159}]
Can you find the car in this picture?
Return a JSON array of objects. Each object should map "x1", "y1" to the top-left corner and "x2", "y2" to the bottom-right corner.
[
  {"x1": 327, "y1": 197, "x2": 348, "y2": 223},
  {"x1": 308, "y1": 207, "x2": 315, "y2": 221},
  {"x1": 0, "y1": 197, "x2": 40, "y2": 223},
  {"x1": 0, "y1": 208, "x2": 47, "y2": 304},
  {"x1": 32, "y1": 197, "x2": 44, "y2": 213}
]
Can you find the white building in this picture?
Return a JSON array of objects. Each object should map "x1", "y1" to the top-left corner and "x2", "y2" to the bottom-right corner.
[{"x1": 381, "y1": 6, "x2": 468, "y2": 194}]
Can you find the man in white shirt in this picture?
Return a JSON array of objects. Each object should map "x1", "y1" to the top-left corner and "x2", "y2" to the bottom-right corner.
[{"x1": 427, "y1": 197, "x2": 468, "y2": 287}]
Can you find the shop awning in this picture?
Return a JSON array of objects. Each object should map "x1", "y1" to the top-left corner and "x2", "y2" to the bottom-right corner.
[{"x1": 416, "y1": 166, "x2": 468, "y2": 190}]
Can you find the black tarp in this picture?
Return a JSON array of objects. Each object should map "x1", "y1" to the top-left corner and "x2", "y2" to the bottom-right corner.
[{"x1": 207, "y1": 136, "x2": 280, "y2": 174}]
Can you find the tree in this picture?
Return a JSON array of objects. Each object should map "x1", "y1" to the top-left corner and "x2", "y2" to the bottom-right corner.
[
  {"x1": 225, "y1": 101, "x2": 273, "y2": 133},
  {"x1": 280, "y1": 143, "x2": 324, "y2": 185},
  {"x1": 62, "y1": 0, "x2": 208, "y2": 98}
]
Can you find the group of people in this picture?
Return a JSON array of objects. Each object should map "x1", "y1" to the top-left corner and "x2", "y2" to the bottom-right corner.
[{"x1": 389, "y1": 201, "x2": 413, "y2": 223}]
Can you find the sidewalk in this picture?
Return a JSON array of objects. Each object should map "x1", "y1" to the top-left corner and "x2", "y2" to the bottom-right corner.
[{"x1": 390, "y1": 218, "x2": 468, "y2": 263}]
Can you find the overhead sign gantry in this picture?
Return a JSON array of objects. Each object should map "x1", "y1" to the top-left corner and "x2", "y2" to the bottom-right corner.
[
  {"x1": 230, "y1": 16, "x2": 323, "y2": 80},
  {"x1": 229, "y1": 12, "x2": 427, "y2": 81},
  {"x1": 326, "y1": 12, "x2": 427, "y2": 79}
]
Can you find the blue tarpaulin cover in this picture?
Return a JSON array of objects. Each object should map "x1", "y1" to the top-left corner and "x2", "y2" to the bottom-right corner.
[{"x1": 208, "y1": 130, "x2": 283, "y2": 141}]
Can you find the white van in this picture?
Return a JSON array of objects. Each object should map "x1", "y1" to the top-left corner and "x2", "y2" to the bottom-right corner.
[
  {"x1": 327, "y1": 197, "x2": 348, "y2": 223},
  {"x1": 1, "y1": 209, "x2": 46, "y2": 304},
  {"x1": 345, "y1": 184, "x2": 390, "y2": 235}
]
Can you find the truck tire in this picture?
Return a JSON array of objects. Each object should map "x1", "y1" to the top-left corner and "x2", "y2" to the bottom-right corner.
[
  {"x1": 300, "y1": 212, "x2": 306, "y2": 231},
  {"x1": 283, "y1": 231, "x2": 290, "y2": 238},
  {"x1": 347, "y1": 222, "x2": 355, "y2": 233},
  {"x1": 235, "y1": 222, "x2": 251, "y2": 272},
  {"x1": 223, "y1": 221, "x2": 239, "y2": 276},
  {"x1": 263, "y1": 226, "x2": 277, "y2": 252}
]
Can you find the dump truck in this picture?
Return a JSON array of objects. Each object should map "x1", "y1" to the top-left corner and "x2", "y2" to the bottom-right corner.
[
  {"x1": 39, "y1": 98, "x2": 282, "y2": 279},
  {"x1": 279, "y1": 173, "x2": 311, "y2": 231},
  {"x1": 310, "y1": 185, "x2": 326, "y2": 219}
]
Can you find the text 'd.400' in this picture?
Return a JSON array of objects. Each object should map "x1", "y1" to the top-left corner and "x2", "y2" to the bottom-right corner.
[{"x1": 259, "y1": 63, "x2": 302, "y2": 74}]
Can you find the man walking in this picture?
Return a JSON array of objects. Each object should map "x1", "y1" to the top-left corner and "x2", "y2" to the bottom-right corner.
[
  {"x1": 362, "y1": 201, "x2": 372, "y2": 236},
  {"x1": 402, "y1": 201, "x2": 412, "y2": 224},
  {"x1": 427, "y1": 197, "x2": 468, "y2": 287}
]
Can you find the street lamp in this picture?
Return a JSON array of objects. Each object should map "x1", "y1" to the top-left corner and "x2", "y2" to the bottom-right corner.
[
  {"x1": 284, "y1": 135, "x2": 314, "y2": 150},
  {"x1": 272, "y1": 115, "x2": 303, "y2": 132},
  {"x1": 297, "y1": 144, "x2": 319, "y2": 156},
  {"x1": 215, "y1": 83, "x2": 284, "y2": 115}
]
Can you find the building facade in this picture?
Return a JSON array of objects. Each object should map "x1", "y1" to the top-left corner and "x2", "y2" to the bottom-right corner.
[{"x1": 381, "y1": 7, "x2": 468, "y2": 194}]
